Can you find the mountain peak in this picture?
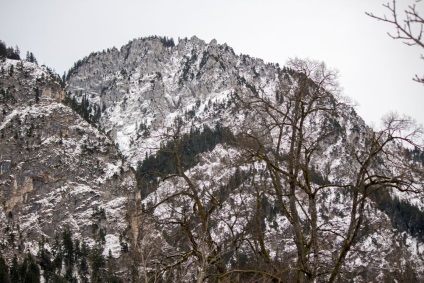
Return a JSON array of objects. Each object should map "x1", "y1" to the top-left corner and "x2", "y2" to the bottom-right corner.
[
  {"x1": 1, "y1": 36, "x2": 422, "y2": 282},
  {"x1": 65, "y1": 36, "x2": 424, "y2": 281},
  {"x1": 0, "y1": 57, "x2": 138, "y2": 278},
  {"x1": 1, "y1": 59, "x2": 65, "y2": 104},
  {"x1": 65, "y1": 36, "x2": 280, "y2": 165}
]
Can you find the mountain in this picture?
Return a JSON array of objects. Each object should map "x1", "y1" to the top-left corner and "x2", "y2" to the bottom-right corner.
[
  {"x1": 65, "y1": 36, "x2": 424, "y2": 282},
  {"x1": 1, "y1": 36, "x2": 423, "y2": 282},
  {"x1": 0, "y1": 58, "x2": 139, "y2": 282}
]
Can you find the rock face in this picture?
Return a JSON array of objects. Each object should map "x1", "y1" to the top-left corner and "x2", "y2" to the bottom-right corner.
[
  {"x1": 2, "y1": 36, "x2": 424, "y2": 282},
  {"x1": 64, "y1": 36, "x2": 424, "y2": 282},
  {"x1": 66, "y1": 36, "x2": 281, "y2": 167},
  {"x1": 0, "y1": 59, "x2": 138, "y2": 276}
]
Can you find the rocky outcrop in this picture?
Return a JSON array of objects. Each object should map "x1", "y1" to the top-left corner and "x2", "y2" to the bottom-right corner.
[
  {"x1": 0, "y1": 59, "x2": 137, "y2": 269},
  {"x1": 66, "y1": 36, "x2": 424, "y2": 282}
]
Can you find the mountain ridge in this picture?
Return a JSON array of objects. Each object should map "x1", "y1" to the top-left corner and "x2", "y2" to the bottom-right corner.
[
  {"x1": 65, "y1": 36, "x2": 424, "y2": 282},
  {"x1": 0, "y1": 58, "x2": 140, "y2": 282},
  {"x1": 0, "y1": 36, "x2": 423, "y2": 282}
]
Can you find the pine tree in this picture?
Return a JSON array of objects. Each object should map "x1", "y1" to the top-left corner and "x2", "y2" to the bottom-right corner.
[
  {"x1": 23, "y1": 253, "x2": 41, "y2": 283},
  {"x1": 39, "y1": 243, "x2": 53, "y2": 282},
  {"x1": 30, "y1": 53, "x2": 37, "y2": 64},
  {"x1": 90, "y1": 244, "x2": 105, "y2": 283},
  {"x1": 62, "y1": 228, "x2": 75, "y2": 281},
  {"x1": 25, "y1": 52, "x2": 37, "y2": 64},
  {"x1": 0, "y1": 253, "x2": 11, "y2": 283},
  {"x1": 0, "y1": 41, "x2": 7, "y2": 57},
  {"x1": 6, "y1": 46, "x2": 20, "y2": 60},
  {"x1": 14, "y1": 45, "x2": 20, "y2": 58},
  {"x1": 52, "y1": 234, "x2": 63, "y2": 276},
  {"x1": 61, "y1": 72, "x2": 66, "y2": 87},
  {"x1": 34, "y1": 87, "x2": 40, "y2": 103},
  {"x1": 9, "y1": 255, "x2": 19, "y2": 282},
  {"x1": 78, "y1": 240, "x2": 89, "y2": 281}
]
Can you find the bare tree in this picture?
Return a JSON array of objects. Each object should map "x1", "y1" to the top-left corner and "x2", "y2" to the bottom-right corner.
[
  {"x1": 328, "y1": 111, "x2": 423, "y2": 282},
  {"x1": 234, "y1": 57, "x2": 424, "y2": 282},
  {"x1": 366, "y1": 0, "x2": 424, "y2": 84},
  {"x1": 133, "y1": 58, "x2": 424, "y2": 282},
  {"x1": 234, "y1": 58, "x2": 344, "y2": 282},
  {"x1": 137, "y1": 118, "x2": 231, "y2": 282}
]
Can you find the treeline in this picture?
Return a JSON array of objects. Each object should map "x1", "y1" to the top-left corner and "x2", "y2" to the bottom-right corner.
[
  {"x1": 0, "y1": 40, "x2": 37, "y2": 64},
  {"x1": 136, "y1": 124, "x2": 235, "y2": 197},
  {"x1": 0, "y1": 40, "x2": 64, "y2": 88},
  {"x1": 0, "y1": 253, "x2": 40, "y2": 283},
  {"x1": 64, "y1": 93, "x2": 101, "y2": 125},
  {"x1": 0, "y1": 41, "x2": 20, "y2": 60},
  {"x1": 371, "y1": 190, "x2": 424, "y2": 240},
  {"x1": 407, "y1": 147, "x2": 424, "y2": 166},
  {"x1": 368, "y1": 147, "x2": 424, "y2": 239},
  {"x1": 159, "y1": 36, "x2": 175, "y2": 48},
  {"x1": 0, "y1": 228, "x2": 128, "y2": 283}
]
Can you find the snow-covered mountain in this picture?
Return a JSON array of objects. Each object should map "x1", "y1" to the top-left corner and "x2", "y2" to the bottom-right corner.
[
  {"x1": 64, "y1": 36, "x2": 424, "y2": 282},
  {"x1": 65, "y1": 36, "x2": 279, "y2": 167},
  {"x1": 1, "y1": 35, "x2": 423, "y2": 282},
  {"x1": 0, "y1": 59, "x2": 139, "y2": 282}
]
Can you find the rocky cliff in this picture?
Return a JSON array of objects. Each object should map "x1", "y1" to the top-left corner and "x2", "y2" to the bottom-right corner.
[
  {"x1": 0, "y1": 35, "x2": 423, "y2": 282},
  {"x1": 65, "y1": 36, "x2": 424, "y2": 282},
  {"x1": 0, "y1": 59, "x2": 139, "y2": 281}
]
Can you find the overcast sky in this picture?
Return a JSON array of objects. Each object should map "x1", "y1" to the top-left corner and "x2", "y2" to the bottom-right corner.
[{"x1": 1, "y1": 0, "x2": 422, "y2": 127}]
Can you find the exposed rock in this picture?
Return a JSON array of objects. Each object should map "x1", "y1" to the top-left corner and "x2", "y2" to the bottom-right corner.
[
  {"x1": 65, "y1": 36, "x2": 424, "y2": 281},
  {"x1": 0, "y1": 59, "x2": 137, "y2": 272}
]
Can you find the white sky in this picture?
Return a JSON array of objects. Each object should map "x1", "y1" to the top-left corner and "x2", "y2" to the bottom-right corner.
[{"x1": 1, "y1": 0, "x2": 422, "y2": 126}]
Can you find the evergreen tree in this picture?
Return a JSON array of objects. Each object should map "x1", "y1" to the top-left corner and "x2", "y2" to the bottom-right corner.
[
  {"x1": 6, "y1": 47, "x2": 20, "y2": 60},
  {"x1": 62, "y1": 228, "x2": 75, "y2": 281},
  {"x1": 0, "y1": 253, "x2": 11, "y2": 283},
  {"x1": 9, "y1": 255, "x2": 19, "y2": 283},
  {"x1": 78, "y1": 240, "x2": 89, "y2": 280},
  {"x1": 61, "y1": 72, "x2": 66, "y2": 87},
  {"x1": 25, "y1": 52, "x2": 37, "y2": 64},
  {"x1": 14, "y1": 45, "x2": 20, "y2": 58},
  {"x1": 39, "y1": 243, "x2": 54, "y2": 282},
  {"x1": 0, "y1": 41, "x2": 7, "y2": 58},
  {"x1": 30, "y1": 53, "x2": 37, "y2": 64},
  {"x1": 23, "y1": 253, "x2": 41, "y2": 283},
  {"x1": 0, "y1": 41, "x2": 21, "y2": 60},
  {"x1": 34, "y1": 87, "x2": 40, "y2": 103},
  {"x1": 90, "y1": 245, "x2": 105, "y2": 283},
  {"x1": 52, "y1": 234, "x2": 63, "y2": 276}
]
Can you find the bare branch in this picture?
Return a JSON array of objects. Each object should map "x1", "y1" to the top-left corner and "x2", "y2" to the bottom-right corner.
[{"x1": 366, "y1": 0, "x2": 424, "y2": 84}]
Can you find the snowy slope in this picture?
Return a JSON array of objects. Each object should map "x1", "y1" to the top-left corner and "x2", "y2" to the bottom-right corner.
[
  {"x1": 0, "y1": 59, "x2": 138, "y2": 273},
  {"x1": 66, "y1": 36, "x2": 424, "y2": 282}
]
